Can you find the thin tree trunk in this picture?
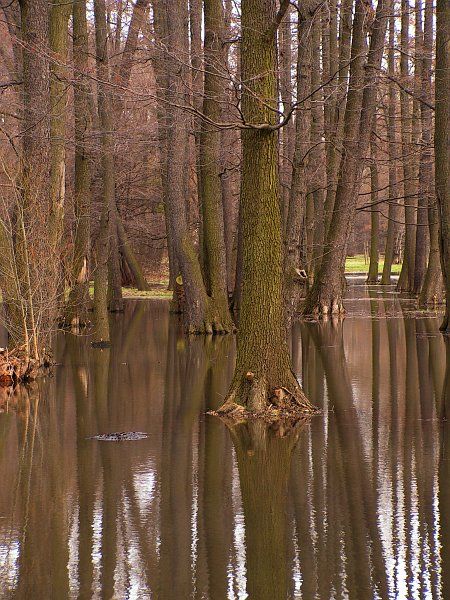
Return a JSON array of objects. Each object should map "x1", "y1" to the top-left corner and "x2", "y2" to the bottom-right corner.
[
  {"x1": 413, "y1": 0, "x2": 428, "y2": 294},
  {"x1": 49, "y1": 0, "x2": 71, "y2": 256},
  {"x1": 381, "y1": 12, "x2": 399, "y2": 285},
  {"x1": 92, "y1": 0, "x2": 114, "y2": 344},
  {"x1": 200, "y1": 0, "x2": 234, "y2": 330},
  {"x1": 397, "y1": 0, "x2": 417, "y2": 292},
  {"x1": 283, "y1": 4, "x2": 313, "y2": 321},
  {"x1": 367, "y1": 128, "x2": 380, "y2": 284}
]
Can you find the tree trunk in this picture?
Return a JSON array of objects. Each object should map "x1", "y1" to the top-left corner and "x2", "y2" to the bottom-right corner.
[
  {"x1": 151, "y1": 0, "x2": 179, "y2": 292},
  {"x1": 397, "y1": 0, "x2": 417, "y2": 293},
  {"x1": 283, "y1": 4, "x2": 313, "y2": 322},
  {"x1": 49, "y1": 0, "x2": 71, "y2": 259},
  {"x1": 15, "y1": 0, "x2": 52, "y2": 360},
  {"x1": 92, "y1": 0, "x2": 114, "y2": 345},
  {"x1": 304, "y1": 0, "x2": 390, "y2": 316},
  {"x1": 217, "y1": 0, "x2": 315, "y2": 416},
  {"x1": 381, "y1": 12, "x2": 399, "y2": 285},
  {"x1": 165, "y1": 0, "x2": 232, "y2": 333},
  {"x1": 435, "y1": 0, "x2": 450, "y2": 330},
  {"x1": 419, "y1": 0, "x2": 444, "y2": 305},
  {"x1": 367, "y1": 129, "x2": 380, "y2": 284},
  {"x1": 199, "y1": 0, "x2": 234, "y2": 331},
  {"x1": 66, "y1": 0, "x2": 92, "y2": 328}
]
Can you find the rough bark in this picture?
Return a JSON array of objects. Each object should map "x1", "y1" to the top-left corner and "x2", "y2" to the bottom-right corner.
[
  {"x1": 419, "y1": 0, "x2": 444, "y2": 305},
  {"x1": 435, "y1": 0, "x2": 450, "y2": 330},
  {"x1": 304, "y1": 0, "x2": 390, "y2": 316},
  {"x1": 199, "y1": 0, "x2": 234, "y2": 331},
  {"x1": 397, "y1": 0, "x2": 417, "y2": 292},
  {"x1": 217, "y1": 0, "x2": 315, "y2": 417},
  {"x1": 283, "y1": 5, "x2": 313, "y2": 322},
  {"x1": 92, "y1": 0, "x2": 113, "y2": 345},
  {"x1": 164, "y1": 0, "x2": 233, "y2": 333},
  {"x1": 49, "y1": 0, "x2": 71, "y2": 257},
  {"x1": 323, "y1": 0, "x2": 353, "y2": 240},
  {"x1": 381, "y1": 12, "x2": 399, "y2": 284},
  {"x1": 413, "y1": 0, "x2": 428, "y2": 295},
  {"x1": 367, "y1": 128, "x2": 380, "y2": 284},
  {"x1": 152, "y1": 0, "x2": 179, "y2": 292},
  {"x1": 15, "y1": 0, "x2": 52, "y2": 359},
  {"x1": 66, "y1": 0, "x2": 92, "y2": 328}
]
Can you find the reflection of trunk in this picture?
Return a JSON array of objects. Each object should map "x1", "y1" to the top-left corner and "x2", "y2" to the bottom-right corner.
[
  {"x1": 308, "y1": 323, "x2": 389, "y2": 599},
  {"x1": 68, "y1": 336, "x2": 97, "y2": 599},
  {"x1": 227, "y1": 422, "x2": 303, "y2": 600},
  {"x1": 159, "y1": 322, "x2": 209, "y2": 597},
  {"x1": 202, "y1": 339, "x2": 233, "y2": 599},
  {"x1": 440, "y1": 339, "x2": 450, "y2": 600}
]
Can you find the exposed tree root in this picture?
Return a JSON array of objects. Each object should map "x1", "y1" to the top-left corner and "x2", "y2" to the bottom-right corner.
[
  {"x1": 210, "y1": 373, "x2": 319, "y2": 425},
  {"x1": 0, "y1": 347, "x2": 52, "y2": 385}
]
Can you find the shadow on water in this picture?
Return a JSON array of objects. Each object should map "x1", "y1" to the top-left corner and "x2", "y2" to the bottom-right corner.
[{"x1": 0, "y1": 289, "x2": 450, "y2": 598}]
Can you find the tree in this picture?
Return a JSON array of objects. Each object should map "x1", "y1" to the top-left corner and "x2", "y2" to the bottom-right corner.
[
  {"x1": 435, "y1": 0, "x2": 450, "y2": 330},
  {"x1": 162, "y1": 0, "x2": 233, "y2": 333},
  {"x1": 66, "y1": 0, "x2": 92, "y2": 328},
  {"x1": 304, "y1": 0, "x2": 390, "y2": 316},
  {"x1": 217, "y1": 0, "x2": 315, "y2": 416}
]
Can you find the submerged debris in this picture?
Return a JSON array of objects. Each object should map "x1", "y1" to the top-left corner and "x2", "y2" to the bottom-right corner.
[{"x1": 88, "y1": 431, "x2": 149, "y2": 441}]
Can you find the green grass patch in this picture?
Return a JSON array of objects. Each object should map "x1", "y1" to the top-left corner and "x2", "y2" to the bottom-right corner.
[{"x1": 345, "y1": 254, "x2": 402, "y2": 274}]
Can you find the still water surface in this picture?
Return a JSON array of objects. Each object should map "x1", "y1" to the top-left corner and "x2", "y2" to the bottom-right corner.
[{"x1": 0, "y1": 281, "x2": 449, "y2": 599}]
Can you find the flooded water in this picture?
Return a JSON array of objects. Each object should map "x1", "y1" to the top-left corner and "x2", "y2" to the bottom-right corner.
[{"x1": 1, "y1": 281, "x2": 449, "y2": 599}]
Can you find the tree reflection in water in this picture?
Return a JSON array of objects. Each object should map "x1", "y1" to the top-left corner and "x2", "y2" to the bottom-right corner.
[{"x1": 0, "y1": 297, "x2": 449, "y2": 598}]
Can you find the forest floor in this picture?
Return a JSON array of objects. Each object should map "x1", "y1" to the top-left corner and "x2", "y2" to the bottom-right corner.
[{"x1": 345, "y1": 254, "x2": 402, "y2": 274}]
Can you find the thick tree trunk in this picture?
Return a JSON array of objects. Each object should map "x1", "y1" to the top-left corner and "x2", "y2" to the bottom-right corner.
[
  {"x1": 66, "y1": 0, "x2": 92, "y2": 328},
  {"x1": 217, "y1": 0, "x2": 315, "y2": 417},
  {"x1": 435, "y1": 0, "x2": 450, "y2": 330},
  {"x1": 304, "y1": 0, "x2": 390, "y2": 316}
]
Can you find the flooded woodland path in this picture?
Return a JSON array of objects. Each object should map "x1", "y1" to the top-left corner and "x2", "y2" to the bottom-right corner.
[{"x1": 0, "y1": 278, "x2": 449, "y2": 599}]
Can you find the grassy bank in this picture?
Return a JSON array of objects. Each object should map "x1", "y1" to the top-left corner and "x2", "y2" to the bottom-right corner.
[{"x1": 345, "y1": 255, "x2": 402, "y2": 274}]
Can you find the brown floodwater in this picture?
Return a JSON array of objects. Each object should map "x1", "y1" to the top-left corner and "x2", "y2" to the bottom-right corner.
[{"x1": 1, "y1": 279, "x2": 449, "y2": 599}]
